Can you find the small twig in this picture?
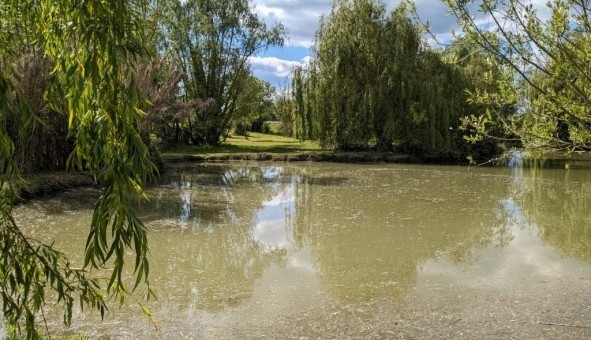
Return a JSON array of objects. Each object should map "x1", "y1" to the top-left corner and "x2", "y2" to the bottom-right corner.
[
  {"x1": 41, "y1": 304, "x2": 52, "y2": 340},
  {"x1": 538, "y1": 321, "x2": 591, "y2": 329}
]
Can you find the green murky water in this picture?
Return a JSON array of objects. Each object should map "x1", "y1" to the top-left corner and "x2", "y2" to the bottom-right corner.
[{"x1": 14, "y1": 163, "x2": 591, "y2": 338}]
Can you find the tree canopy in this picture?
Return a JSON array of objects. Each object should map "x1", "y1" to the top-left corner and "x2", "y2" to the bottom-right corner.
[
  {"x1": 283, "y1": 0, "x2": 500, "y2": 160},
  {"x1": 445, "y1": 0, "x2": 591, "y2": 152},
  {"x1": 157, "y1": 0, "x2": 285, "y2": 146}
]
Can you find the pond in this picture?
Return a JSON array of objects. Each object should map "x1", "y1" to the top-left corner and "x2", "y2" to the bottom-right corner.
[{"x1": 14, "y1": 162, "x2": 591, "y2": 338}]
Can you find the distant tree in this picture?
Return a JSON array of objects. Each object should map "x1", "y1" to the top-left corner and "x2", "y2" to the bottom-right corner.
[
  {"x1": 159, "y1": 0, "x2": 285, "y2": 146},
  {"x1": 233, "y1": 76, "x2": 276, "y2": 136},
  {"x1": 274, "y1": 85, "x2": 296, "y2": 137}
]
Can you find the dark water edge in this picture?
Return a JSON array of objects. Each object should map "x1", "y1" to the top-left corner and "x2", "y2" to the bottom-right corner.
[
  {"x1": 16, "y1": 171, "x2": 95, "y2": 203},
  {"x1": 14, "y1": 149, "x2": 591, "y2": 203},
  {"x1": 162, "y1": 151, "x2": 421, "y2": 164}
]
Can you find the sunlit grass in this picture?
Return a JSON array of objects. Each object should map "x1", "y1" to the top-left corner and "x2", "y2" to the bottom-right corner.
[
  {"x1": 165, "y1": 132, "x2": 321, "y2": 156},
  {"x1": 162, "y1": 132, "x2": 415, "y2": 163}
]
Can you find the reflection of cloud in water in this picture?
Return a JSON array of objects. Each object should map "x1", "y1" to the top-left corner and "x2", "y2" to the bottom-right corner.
[
  {"x1": 262, "y1": 188, "x2": 294, "y2": 207},
  {"x1": 253, "y1": 184, "x2": 296, "y2": 250},
  {"x1": 421, "y1": 198, "x2": 577, "y2": 287},
  {"x1": 502, "y1": 198, "x2": 522, "y2": 221},
  {"x1": 180, "y1": 190, "x2": 191, "y2": 222},
  {"x1": 261, "y1": 166, "x2": 282, "y2": 180},
  {"x1": 289, "y1": 248, "x2": 315, "y2": 272},
  {"x1": 255, "y1": 219, "x2": 292, "y2": 250}
]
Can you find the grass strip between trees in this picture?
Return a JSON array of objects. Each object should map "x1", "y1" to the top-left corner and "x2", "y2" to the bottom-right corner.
[{"x1": 162, "y1": 132, "x2": 418, "y2": 163}]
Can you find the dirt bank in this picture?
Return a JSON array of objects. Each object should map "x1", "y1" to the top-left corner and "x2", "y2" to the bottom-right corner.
[{"x1": 18, "y1": 171, "x2": 95, "y2": 202}]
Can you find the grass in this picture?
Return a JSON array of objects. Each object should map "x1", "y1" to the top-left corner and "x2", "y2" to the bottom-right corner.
[
  {"x1": 162, "y1": 132, "x2": 416, "y2": 164},
  {"x1": 165, "y1": 132, "x2": 321, "y2": 156}
]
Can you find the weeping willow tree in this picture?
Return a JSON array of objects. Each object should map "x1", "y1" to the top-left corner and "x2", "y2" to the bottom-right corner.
[
  {"x1": 292, "y1": 66, "x2": 316, "y2": 141},
  {"x1": 0, "y1": 0, "x2": 156, "y2": 337},
  {"x1": 289, "y1": 0, "x2": 494, "y2": 159},
  {"x1": 313, "y1": 0, "x2": 382, "y2": 150},
  {"x1": 373, "y1": 6, "x2": 422, "y2": 152}
]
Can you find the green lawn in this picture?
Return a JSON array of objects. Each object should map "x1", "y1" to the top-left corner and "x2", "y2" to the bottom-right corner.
[
  {"x1": 165, "y1": 132, "x2": 321, "y2": 157},
  {"x1": 162, "y1": 132, "x2": 416, "y2": 163}
]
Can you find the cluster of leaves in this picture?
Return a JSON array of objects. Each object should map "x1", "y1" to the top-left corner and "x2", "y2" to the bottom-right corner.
[
  {"x1": 1, "y1": 0, "x2": 156, "y2": 337},
  {"x1": 446, "y1": 0, "x2": 591, "y2": 152}
]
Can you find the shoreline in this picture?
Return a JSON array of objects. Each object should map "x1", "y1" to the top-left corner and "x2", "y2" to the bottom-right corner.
[
  {"x1": 17, "y1": 171, "x2": 95, "y2": 203},
  {"x1": 160, "y1": 151, "x2": 460, "y2": 164},
  {"x1": 163, "y1": 151, "x2": 416, "y2": 163},
  {"x1": 15, "y1": 151, "x2": 462, "y2": 201}
]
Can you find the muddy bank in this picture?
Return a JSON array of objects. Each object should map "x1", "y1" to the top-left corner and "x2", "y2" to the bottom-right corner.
[{"x1": 18, "y1": 171, "x2": 95, "y2": 202}]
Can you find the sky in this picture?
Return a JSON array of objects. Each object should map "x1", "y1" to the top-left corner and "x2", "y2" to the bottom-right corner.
[
  {"x1": 248, "y1": 0, "x2": 550, "y2": 89},
  {"x1": 248, "y1": 0, "x2": 460, "y2": 88}
]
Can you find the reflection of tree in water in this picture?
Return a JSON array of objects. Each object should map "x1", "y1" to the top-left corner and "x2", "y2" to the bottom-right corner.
[
  {"x1": 134, "y1": 164, "x2": 295, "y2": 311},
  {"x1": 138, "y1": 164, "x2": 292, "y2": 226},
  {"x1": 290, "y1": 167, "x2": 515, "y2": 303},
  {"x1": 513, "y1": 169, "x2": 591, "y2": 263},
  {"x1": 136, "y1": 164, "x2": 546, "y2": 308}
]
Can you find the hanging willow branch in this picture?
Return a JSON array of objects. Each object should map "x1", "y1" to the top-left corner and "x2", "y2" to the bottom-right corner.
[{"x1": 0, "y1": 0, "x2": 159, "y2": 337}]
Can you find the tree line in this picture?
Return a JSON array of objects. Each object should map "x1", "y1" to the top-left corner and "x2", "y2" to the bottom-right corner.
[
  {"x1": 277, "y1": 0, "x2": 590, "y2": 160},
  {"x1": 275, "y1": 0, "x2": 507, "y2": 161}
]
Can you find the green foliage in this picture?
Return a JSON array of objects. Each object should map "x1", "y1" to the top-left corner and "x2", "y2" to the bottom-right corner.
[
  {"x1": 274, "y1": 88, "x2": 296, "y2": 137},
  {"x1": 445, "y1": 0, "x2": 591, "y2": 152},
  {"x1": 292, "y1": 66, "x2": 316, "y2": 141},
  {"x1": 233, "y1": 76, "x2": 276, "y2": 135},
  {"x1": 0, "y1": 0, "x2": 156, "y2": 337},
  {"x1": 288, "y1": 0, "x2": 496, "y2": 160},
  {"x1": 0, "y1": 2, "x2": 71, "y2": 174},
  {"x1": 157, "y1": 0, "x2": 285, "y2": 146}
]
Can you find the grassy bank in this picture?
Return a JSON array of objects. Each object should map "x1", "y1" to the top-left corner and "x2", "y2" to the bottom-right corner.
[
  {"x1": 165, "y1": 132, "x2": 320, "y2": 155},
  {"x1": 162, "y1": 132, "x2": 417, "y2": 163}
]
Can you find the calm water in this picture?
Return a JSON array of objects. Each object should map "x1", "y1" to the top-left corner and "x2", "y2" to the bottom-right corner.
[{"x1": 14, "y1": 162, "x2": 591, "y2": 338}]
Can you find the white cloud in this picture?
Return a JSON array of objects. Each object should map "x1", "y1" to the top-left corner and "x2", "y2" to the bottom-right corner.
[
  {"x1": 249, "y1": 56, "x2": 311, "y2": 86},
  {"x1": 249, "y1": 56, "x2": 308, "y2": 77},
  {"x1": 250, "y1": 0, "x2": 555, "y2": 85},
  {"x1": 253, "y1": 0, "x2": 554, "y2": 49},
  {"x1": 252, "y1": 0, "x2": 462, "y2": 47},
  {"x1": 253, "y1": 0, "x2": 333, "y2": 47}
]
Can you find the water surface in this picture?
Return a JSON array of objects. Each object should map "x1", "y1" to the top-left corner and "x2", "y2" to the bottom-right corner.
[{"x1": 15, "y1": 162, "x2": 591, "y2": 338}]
